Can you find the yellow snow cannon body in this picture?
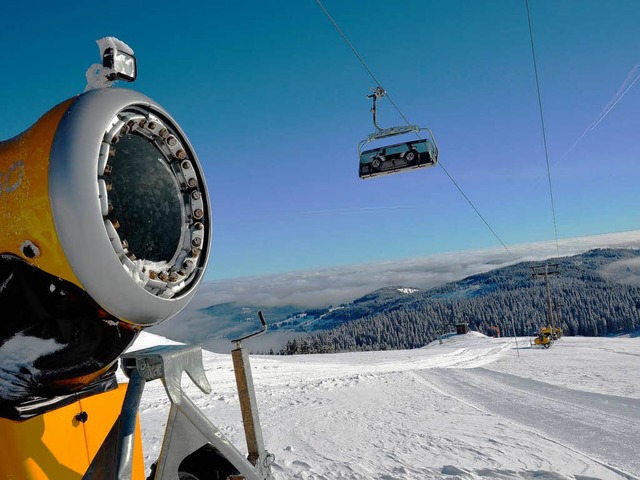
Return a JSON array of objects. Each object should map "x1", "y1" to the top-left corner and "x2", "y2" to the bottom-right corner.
[
  {"x1": 0, "y1": 78, "x2": 210, "y2": 479},
  {"x1": 0, "y1": 86, "x2": 211, "y2": 399},
  {"x1": 0, "y1": 384, "x2": 145, "y2": 480}
]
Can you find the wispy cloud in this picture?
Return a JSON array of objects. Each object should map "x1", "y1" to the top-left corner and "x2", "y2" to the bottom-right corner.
[
  {"x1": 302, "y1": 206, "x2": 418, "y2": 217},
  {"x1": 556, "y1": 65, "x2": 640, "y2": 164},
  {"x1": 187, "y1": 231, "x2": 640, "y2": 310}
]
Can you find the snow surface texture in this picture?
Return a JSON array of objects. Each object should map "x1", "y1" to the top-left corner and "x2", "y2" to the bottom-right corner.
[{"x1": 121, "y1": 332, "x2": 640, "y2": 480}]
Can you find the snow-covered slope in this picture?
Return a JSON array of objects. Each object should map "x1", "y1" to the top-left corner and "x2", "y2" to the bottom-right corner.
[{"x1": 122, "y1": 332, "x2": 640, "y2": 479}]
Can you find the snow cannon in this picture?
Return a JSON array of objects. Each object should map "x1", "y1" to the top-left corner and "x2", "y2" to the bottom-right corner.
[
  {"x1": 0, "y1": 88, "x2": 211, "y2": 327},
  {"x1": 0, "y1": 38, "x2": 274, "y2": 480},
  {"x1": 0, "y1": 39, "x2": 211, "y2": 403}
]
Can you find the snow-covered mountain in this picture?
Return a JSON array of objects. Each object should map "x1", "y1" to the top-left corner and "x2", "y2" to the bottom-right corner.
[
  {"x1": 151, "y1": 248, "x2": 640, "y2": 353},
  {"x1": 123, "y1": 331, "x2": 640, "y2": 479}
]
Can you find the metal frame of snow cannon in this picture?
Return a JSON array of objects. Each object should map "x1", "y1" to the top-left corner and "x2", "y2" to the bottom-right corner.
[
  {"x1": 358, "y1": 87, "x2": 439, "y2": 179},
  {"x1": 230, "y1": 311, "x2": 273, "y2": 472},
  {"x1": 120, "y1": 341, "x2": 274, "y2": 480}
]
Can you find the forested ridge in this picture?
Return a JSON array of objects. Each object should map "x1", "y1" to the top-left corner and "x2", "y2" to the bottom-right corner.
[{"x1": 280, "y1": 248, "x2": 640, "y2": 354}]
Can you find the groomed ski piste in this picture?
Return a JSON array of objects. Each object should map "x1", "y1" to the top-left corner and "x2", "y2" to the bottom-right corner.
[{"x1": 122, "y1": 331, "x2": 640, "y2": 480}]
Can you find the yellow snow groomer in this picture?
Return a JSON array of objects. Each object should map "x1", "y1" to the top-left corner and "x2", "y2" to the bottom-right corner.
[
  {"x1": 553, "y1": 327, "x2": 563, "y2": 340},
  {"x1": 532, "y1": 326, "x2": 553, "y2": 348}
]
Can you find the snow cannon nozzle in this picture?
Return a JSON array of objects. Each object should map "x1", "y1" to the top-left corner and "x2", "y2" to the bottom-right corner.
[{"x1": 0, "y1": 37, "x2": 211, "y2": 403}]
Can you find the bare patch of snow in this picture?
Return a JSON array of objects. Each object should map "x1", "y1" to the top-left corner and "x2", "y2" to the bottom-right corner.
[{"x1": 397, "y1": 287, "x2": 419, "y2": 294}]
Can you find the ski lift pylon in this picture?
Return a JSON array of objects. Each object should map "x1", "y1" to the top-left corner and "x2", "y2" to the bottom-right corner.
[{"x1": 358, "y1": 87, "x2": 438, "y2": 179}]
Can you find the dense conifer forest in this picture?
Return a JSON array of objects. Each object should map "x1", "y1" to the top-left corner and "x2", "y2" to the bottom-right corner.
[{"x1": 280, "y1": 249, "x2": 640, "y2": 354}]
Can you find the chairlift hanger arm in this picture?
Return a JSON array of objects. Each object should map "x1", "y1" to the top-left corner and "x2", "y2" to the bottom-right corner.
[
  {"x1": 368, "y1": 87, "x2": 386, "y2": 132},
  {"x1": 362, "y1": 87, "x2": 436, "y2": 144}
]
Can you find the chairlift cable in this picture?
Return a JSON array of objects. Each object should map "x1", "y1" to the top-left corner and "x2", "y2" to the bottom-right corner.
[
  {"x1": 315, "y1": 0, "x2": 419, "y2": 129},
  {"x1": 525, "y1": 0, "x2": 560, "y2": 257},
  {"x1": 314, "y1": 0, "x2": 384, "y2": 90},
  {"x1": 315, "y1": 0, "x2": 518, "y2": 263},
  {"x1": 317, "y1": 0, "x2": 522, "y2": 355},
  {"x1": 436, "y1": 163, "x2": 518, "y2": 262}
]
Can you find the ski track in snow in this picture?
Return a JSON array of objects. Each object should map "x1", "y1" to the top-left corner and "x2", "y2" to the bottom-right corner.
[
  {"x1": 128, "y1": 333, "x2": 640, "y2": 480},
  {"x1": 417, "y1": 368, "x2": 640, "y2": 479}
]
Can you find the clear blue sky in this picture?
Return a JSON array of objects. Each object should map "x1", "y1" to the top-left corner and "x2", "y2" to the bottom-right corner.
[{"x1": 2, "y1": 1, "x2": 639, "y2": 281}]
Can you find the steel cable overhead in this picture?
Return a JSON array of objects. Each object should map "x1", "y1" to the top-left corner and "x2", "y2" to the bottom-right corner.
[
  {"x1": 525, "y1": 0, "x2": 560, "y2": 257},
  {"x1": 315, "y1": 0, "x2": 518, "y2": 263}
]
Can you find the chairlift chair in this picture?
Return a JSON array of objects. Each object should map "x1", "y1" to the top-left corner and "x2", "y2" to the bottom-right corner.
[{"x1": 358, "y1": 87, "x2": 438, "y2": 179}]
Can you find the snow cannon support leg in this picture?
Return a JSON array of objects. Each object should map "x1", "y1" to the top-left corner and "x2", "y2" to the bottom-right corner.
[
  {"x1": 229, "y1": 310, "x2": 275, "y2": 479},
  {"x1": 232, "y1": 345, "x2": 274, "y2": 477},
  {"x1": 121, "y1": 344, "x2": 274, "y2": 480}
]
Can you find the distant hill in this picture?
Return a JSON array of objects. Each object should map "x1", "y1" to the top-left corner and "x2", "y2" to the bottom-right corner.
[
  {"x1": 280, "y1": 248, "x2": 640, "y2": 354},
  {"x1": 149, "y1": 302, "x2": 304, "y2": 352},
  {"x1": 150, "y1": 248, "x2": 640, "y2": 353}
]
